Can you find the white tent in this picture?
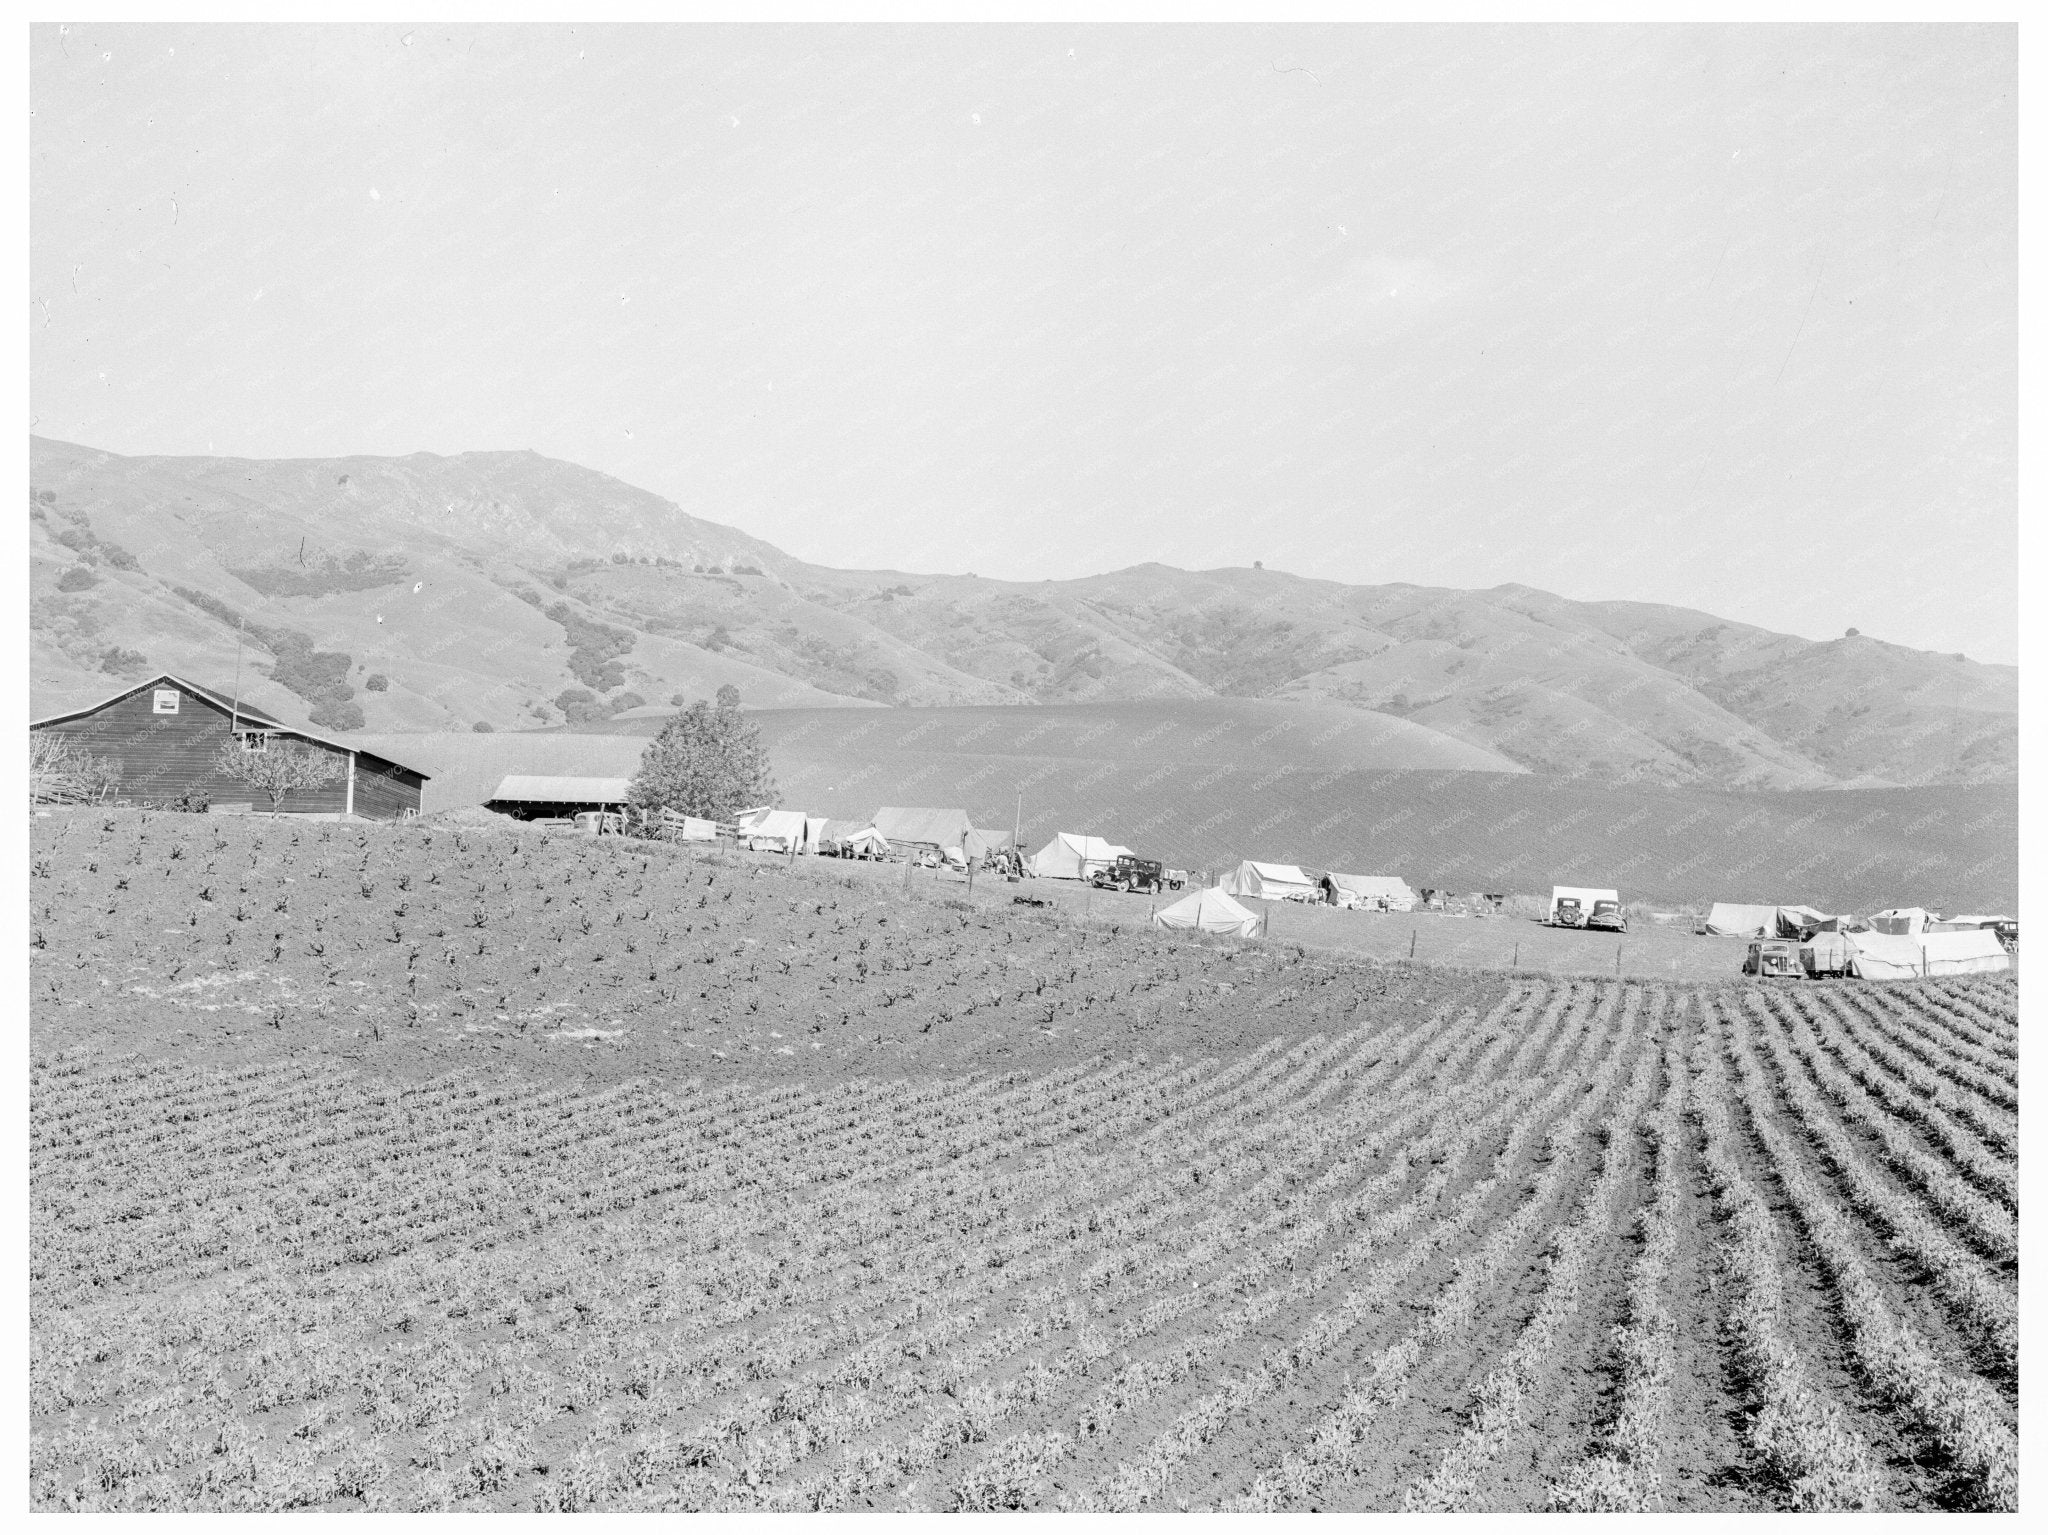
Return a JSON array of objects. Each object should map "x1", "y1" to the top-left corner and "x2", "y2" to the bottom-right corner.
[
  {"x1": 1550, "y1": 886, "x2": 1620, "y2": 923},
  {"x1": 1323, "y1": 873, "x2": 1415, "y2": 911},
  {"x1": 1703, "y1": 903, "x2": 1778, "y2": 937},
  {"x1": 1848, "y1": 928, "x2": 2010, "y2": 979},
  {"x1": 1868, "y1": 907, "x2": 1934, "y2": 936},
  {"x1": 821, "y1": 822, "x2": 889, "y2": 858},
  {"x1": 1152, "y1": 886, "x2": 1262, "y2": 939},
  {"x1": 743, "y1": 809, "x2": 809, "y2": 852},
  {"x1": 1221, "y1": 861, "x2": 1317, "y2": 901},
  {"x1": 1027, "y1": 832, "x2": 1131, "y2": 880},
  {"x1": 804, "y1": 816, "x2": 829, "y2": 853}
]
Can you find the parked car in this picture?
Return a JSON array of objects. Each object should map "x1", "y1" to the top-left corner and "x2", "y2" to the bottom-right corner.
[
  {"x1": 1551, "y1": 897, "x2": 1586, "y2": 929},
  {"x1": 1090, "y1": 855, "x2": 1167, "y2": 894},
  {"x1": 1162, "y1": 868, "x2": 1188, "y2": 891},
  {"x1": 1586, "y1": 899, "x2": 1628, "y2": 934},
  {"x1": 1743, "y1": 939, "x2": 1802, "y2": 978}
]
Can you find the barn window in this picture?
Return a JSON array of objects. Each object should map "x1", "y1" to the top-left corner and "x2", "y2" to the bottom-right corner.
[
  {"x1": 152, "y1": 689, "x2": 179, "y2": 714},
  {"x1": 238, "y1": 732, "x2": 271, "y2": 753}
]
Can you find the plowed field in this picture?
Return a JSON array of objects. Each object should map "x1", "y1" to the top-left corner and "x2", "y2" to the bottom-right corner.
[{"x1": 29, "y1": 812, "x2": 2017, "y2": 1510}]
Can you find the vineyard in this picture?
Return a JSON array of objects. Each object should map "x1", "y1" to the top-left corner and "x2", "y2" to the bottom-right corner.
[{"x1": 28, "y1": 814, "x2": 2019, "y2": 1510}]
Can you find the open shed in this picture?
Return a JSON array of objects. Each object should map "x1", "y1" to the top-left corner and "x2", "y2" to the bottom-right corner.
[{"x1": 485, "y1": 775, "x2": 633, "y2": 821}]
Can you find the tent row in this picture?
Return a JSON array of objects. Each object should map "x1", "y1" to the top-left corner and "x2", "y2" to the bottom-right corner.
[
  {"x1": 1794, "y1": 927, "x2": 2010, "y2": 979},
  {"x1": 1706, "y1": 901, "x2": 2013, "y2": 942}
]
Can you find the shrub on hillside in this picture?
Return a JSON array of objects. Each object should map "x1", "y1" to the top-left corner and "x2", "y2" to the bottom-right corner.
[
  {"x1": 553, "y1": 687, "x2": 608, "y2": 726},
  {"x1": 630, "y1": 693, "x2": 776, "y2": 820},
  {"x1": 57, "y1": 566, "x2": 98, "y2": 592},
  {"x1": 544, "y1": 600, "x2": 635, "y2": 691},
  {"x1": 364, "y1": 673, "x2": 390, "y2": 692},
  {"x1": 98, "y1": 646, "x2": 149, "y2": 676},
  {"x1": 609, "y1": 691, "x2": 647, "y2": 714},
  {"x1": 472, "y1": 721, "x2": 495, "y2": 732}
]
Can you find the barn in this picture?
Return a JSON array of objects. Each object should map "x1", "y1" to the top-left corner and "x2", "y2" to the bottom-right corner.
[{"x1": 30, "y1": 673, "x2": 427, "y2": 818}]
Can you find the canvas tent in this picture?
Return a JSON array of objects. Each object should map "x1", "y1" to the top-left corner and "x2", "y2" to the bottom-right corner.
[
  {"x1": 1550, "y1": 886, "x2": 1620, "y2": 923},
  {"x1": 1800, "y1": 930, "x2": 1856, "y2": 977},
  {"x1": 1322, "y1": 874, "x2": 1415, "y2": 911},
  {"x1": 742, "y1": 809, "x2": 809, "y2": 852},
  {"x1": 1027, "y1": 833, "x2": 1131, "y2": 880},
  {"x1": 964, "y1": 828, "x2": 1013, "y2": 861},
  {"x1": 1152, "y1": 886, "x2": 1262, "y2": 939},
  {"x1": 873, "y1": 807, "x2": 974, "y2": 855},
  {"x1": 1222, "y1": 861, "x2": 1318, "y2": 901},
  {"x1": 1705, "y1": 901, "x2": 1771, "y2": 935},
  {"x1": 1847, "y1": 929, "x2": 2010, "y2": 979},
  {"x1": 1774, "y1": 905, "x2": 1831, "y2": 937},
  {"x1": 819, "y1": 819, "x2": 889, "y2": 858}
]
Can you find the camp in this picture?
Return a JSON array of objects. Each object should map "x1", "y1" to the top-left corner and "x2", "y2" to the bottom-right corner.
[
  {"x1": 1846, "y1": 928, "x2": 2010, "y2": 979},
  {"x1": 1868, "y1": 907, "x2": 1934, "y2": 936},
  {"x1": 1221, "y1": 861, "x2": 1317, "y2": 901},
  {"x1": 1321, "y1": 873, "x2": 1415, "y2": 911},
  {"x1": 1152, "y1": 886, "x2": 1262, "y2": 939},
  {"x1": 1026, "y1": 832, "x2": 1131, "y2": 881}
]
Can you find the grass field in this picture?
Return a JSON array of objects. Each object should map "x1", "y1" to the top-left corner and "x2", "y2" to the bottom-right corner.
[{"x1": 30, "y1": 810, "x2": 2017, "y2": 1510}]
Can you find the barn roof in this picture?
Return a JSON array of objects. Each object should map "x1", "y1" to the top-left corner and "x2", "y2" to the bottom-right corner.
[
  {"x1": 30, "y1": 673, "x2": 428, "y2": 780},
  {"x1": 32, "y1": 672, "x2": 286, "y2": 731},
  {"x1": 488, "y1": 775, "x2": 634, "y2": 804}
]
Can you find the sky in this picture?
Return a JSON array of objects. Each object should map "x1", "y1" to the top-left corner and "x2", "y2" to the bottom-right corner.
[{"x1": 30, "y1": 23, "x2": 2017, "y2": 662}]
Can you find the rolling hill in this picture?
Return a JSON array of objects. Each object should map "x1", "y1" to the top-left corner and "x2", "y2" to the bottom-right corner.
[{"x1": 31, "y1": 435, "x2": 2015, "y2": 791}]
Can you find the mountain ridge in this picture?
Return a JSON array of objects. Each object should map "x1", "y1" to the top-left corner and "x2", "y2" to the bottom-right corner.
[{"x1": 29, "y1": 435, "x2": 2014, "y2": 790}]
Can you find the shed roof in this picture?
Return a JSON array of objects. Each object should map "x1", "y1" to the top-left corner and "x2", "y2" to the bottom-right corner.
[{"x1": 488, "y1": 775, "x2": 633, "y2": 804}]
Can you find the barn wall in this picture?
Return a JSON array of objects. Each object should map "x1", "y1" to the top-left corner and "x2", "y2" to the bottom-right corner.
[
  {"x1": 351, "y1": 756, "x2": 425, "y2": 819},
  {"x1": 36, "y1": 686, "x2": 359, "y2": 814}
]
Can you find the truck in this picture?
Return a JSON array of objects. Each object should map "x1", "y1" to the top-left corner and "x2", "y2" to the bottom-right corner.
[
  {"x1": 1585, "y1": 898, "x2": 1628, "y2": 934},
  {"x1": 1090, "y1": 854, "x2": 1167, "y2": 894}
]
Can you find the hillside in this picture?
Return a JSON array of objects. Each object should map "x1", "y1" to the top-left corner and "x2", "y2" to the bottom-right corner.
[
  {"x1": 356, "y1": 712, "x2": 2016, "y2": 913},
  {"x1": 30, "y1": 435, "x2": 2015, "y2": 789}
]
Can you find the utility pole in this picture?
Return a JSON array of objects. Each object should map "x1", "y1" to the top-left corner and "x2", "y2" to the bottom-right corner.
[{"x1": 230, "y1": 618, "x2": 245, "y2": 739}]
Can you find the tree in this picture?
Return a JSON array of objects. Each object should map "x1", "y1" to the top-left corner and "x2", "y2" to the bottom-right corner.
[
  {"x1": 212, "y1": 737, "x2": 342, "y2": 815},
  {"x1": 630, "y1": 694, "x2": 775, "y2": 820},
  {"x1": 715, "y1": 683, "x2": 741, "y2": 709},
  {"x1": 30, "y1": 734, "x2": 121, "y2": 804}
]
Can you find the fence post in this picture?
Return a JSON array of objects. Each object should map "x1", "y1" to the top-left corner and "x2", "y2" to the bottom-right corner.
[
  {"x1": 1512, "y1": 941, "x2": 1519, "y2": 969},
  {"x1": 1921, "y1": 945, "x2": 1928, "y2": 980},
  {"x1": 1408, "y1": 929, "x2": 1416, "y2": 960},
  {"x1": 1616, "y1": 944, "x2": 1622, "y2": 977}
]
